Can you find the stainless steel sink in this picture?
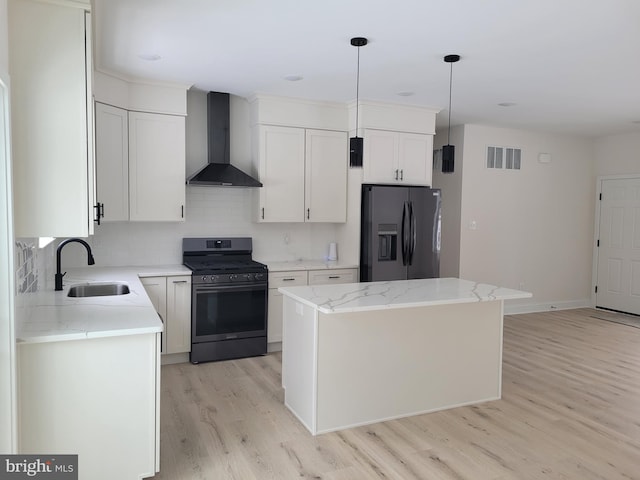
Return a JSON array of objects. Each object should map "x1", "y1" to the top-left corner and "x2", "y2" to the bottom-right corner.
[{"x1": 67, "y1": 282, "x2": 130, "y2": 298}]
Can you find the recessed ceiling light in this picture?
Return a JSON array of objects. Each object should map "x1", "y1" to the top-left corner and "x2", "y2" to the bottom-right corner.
[
  {"x1": 397, "y1": 91, "x2": 414, "y2": 97},
  {"x1": 498, "y1": 102, "x2": 517, "y2": 107},
  {"x1": 284, "y1": 74, "x2": 303, "y2": 82},
  {"x1": 138, "y1": 53, "x2": 161, "y2": 61}
]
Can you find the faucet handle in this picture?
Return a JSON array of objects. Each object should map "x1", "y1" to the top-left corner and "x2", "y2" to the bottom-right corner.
[{"x1": 54, "y1": 271, "x2": 66, "y2": 291}]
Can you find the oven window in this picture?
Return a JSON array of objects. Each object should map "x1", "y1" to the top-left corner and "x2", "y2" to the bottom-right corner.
[{"x1": 194, "y1": 286, "x2": 266, "y2": 337}]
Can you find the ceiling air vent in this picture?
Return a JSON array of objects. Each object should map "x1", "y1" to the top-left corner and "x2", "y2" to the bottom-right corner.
[{"x1": 487, "y1": 146, "x2": 521, "y2": 170}]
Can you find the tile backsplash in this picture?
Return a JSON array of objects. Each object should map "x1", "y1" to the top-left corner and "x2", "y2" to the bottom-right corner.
[{"x1": 15, "y1": 240, "x2": 37, "y2": 294}]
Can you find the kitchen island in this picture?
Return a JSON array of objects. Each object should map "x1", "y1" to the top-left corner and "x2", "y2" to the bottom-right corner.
[{"x1": 279, "y1": 277, "x2": 531, "y2": 435}]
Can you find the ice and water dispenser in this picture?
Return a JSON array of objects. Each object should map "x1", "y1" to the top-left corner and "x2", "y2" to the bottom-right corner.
[{"x1": 377, "y1": 224, "x2": 397, "y2": 261}]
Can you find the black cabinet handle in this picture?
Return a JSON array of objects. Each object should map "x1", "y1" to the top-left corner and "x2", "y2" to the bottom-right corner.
[
  {"x1": 307, "y1": 208, "x2": 310, "y2": 220},
  {"x1": 94, "y1": 202, "x2": 103, "y2": 225},
  {"x1": 262, "y1": 207, "x2": 265, "y2": 220}
]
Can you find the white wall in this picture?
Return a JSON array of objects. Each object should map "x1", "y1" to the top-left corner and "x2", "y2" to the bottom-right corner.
[
  {"x1": 593, "y1": 132, "x2": 640, "y2": 176},
  {"x1": 458, "y1": 124, "x2": 595, "y2": 310},
  {"x1": 433, "y1": 125, "x2": 464, "y2": 277}
]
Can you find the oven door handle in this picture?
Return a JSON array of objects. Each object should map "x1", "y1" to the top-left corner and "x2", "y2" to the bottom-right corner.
[{"x1": 193, "y1": 283, "x2": 267, "y2": 293}]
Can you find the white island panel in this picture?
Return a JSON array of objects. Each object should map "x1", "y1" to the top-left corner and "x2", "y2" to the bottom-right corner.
[{"x1": 315, "y1": 301, "x2": 502, "y2": 433}]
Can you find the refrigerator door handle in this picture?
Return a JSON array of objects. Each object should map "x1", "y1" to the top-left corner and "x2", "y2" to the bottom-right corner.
[
  {"x1": 408, "y1": 201, "x2": 416, "y2": 264},
  {"x1": 401, "y1": 201, "x2": 409, "y2": 266}
]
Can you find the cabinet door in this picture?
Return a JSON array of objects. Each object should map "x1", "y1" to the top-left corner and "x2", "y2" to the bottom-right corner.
[
  {"x1": 267, "y1": 271, "x2": 307, "y2": 344},
  {"x1": 267, "y1": 289, "x2": 283, "y2": 344},
  {"x1": 9, "y1": 0, "x2": 92, "y2": 237},
  {"x1": 398, "y1": 133, "x2": 432, "y2": 186},
  {"x1": 363, "y1": 129, "x2": 399, "y2": 184},
  {"x1": 257, "y1": 125, "x2": 305, "y2": 222},
  {"x1": 129, "y1": 112, "x2": 186, "y2": 222},
  {"x1": 95, "y1": 102, "x2": 129, "y2": 221},
  {"x1": 141, "y1": 277, "x2": 167, "y2": 353},
  {"x1": 305, "y1": 129, "x2": 348, "y2": 223},
  {"x1": 166, "y1": 276, "x2": 192, "y2": 354}
]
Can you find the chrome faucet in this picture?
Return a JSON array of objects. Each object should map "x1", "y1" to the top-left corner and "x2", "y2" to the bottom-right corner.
[{"x1": 55, "y1": 238, "x2": 95, "y2": 291}]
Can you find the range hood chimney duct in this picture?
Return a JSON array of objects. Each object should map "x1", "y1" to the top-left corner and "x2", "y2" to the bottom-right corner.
[{"x1": 186, "y1": 92, "x2": 262, "y2": 187}]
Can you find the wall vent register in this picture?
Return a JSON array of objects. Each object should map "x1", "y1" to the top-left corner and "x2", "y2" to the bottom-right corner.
[{"x1": 487, "y1": 146, "x2": 521, "y2": 170}]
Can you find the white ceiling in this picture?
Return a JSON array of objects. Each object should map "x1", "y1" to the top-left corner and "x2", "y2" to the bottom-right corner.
[{"x1": 93, "y1": 0, "x2": 640, "y2": 137}]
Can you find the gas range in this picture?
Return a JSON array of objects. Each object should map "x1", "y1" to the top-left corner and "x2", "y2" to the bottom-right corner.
[
  {"x1": 182, "y1": 237, "x2": 268, "y2": 364},
  {"x1": 183, "y1": 238, "x2": 268, "y2": 284}
]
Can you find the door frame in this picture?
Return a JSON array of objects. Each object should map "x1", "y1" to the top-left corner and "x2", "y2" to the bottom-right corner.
[
  {"x1": 591, "y1": 174, "x2": 640, "y2": 310},
  {"x1": 0, "y1": 69, "x2": 17, "y2": 452}
]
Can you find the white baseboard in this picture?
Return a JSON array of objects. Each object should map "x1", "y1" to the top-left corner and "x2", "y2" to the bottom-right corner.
[
  {"x1": 504, "y1": 298, "x2": 591, "y2": 315},
  {"x1": 161, "y1": 352, "x2": 190, "y2": 365}
]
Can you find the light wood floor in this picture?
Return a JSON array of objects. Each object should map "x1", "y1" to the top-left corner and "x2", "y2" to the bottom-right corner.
[{"x1": 152, "y1": 308, "x2": 640, "y2": 479}]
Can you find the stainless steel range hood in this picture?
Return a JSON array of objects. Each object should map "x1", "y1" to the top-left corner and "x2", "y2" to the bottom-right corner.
[{"x1": 186, "y1": 92, "x2": 262, "y2": 187}]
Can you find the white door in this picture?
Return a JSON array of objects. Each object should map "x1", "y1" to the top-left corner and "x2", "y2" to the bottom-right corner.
[{"x1": 596, "y1": 177, "x2": 640, "y2": 315}]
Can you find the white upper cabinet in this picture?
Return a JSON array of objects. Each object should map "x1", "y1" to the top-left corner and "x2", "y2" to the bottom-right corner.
[
  {"x1": 305, "y1": 129, "x2": 348, "y2": 223},
  {"x1": 128, "y1": 112, "x2": 186, "y2": 222},
  {"x1": 251, "y1": 95, "x2": 349, "y2": 224},
  {"x1": 95, "y1": 102, "x2": 129, "y2": 222},
  {"x1": 256, "y1": 125, "x2": 305, "y2": 222},
  {"x1": 255, "y1": 125, "x2": 347, "y2": 223},
  {"x1": 363, "y1": 129, "x2": 433, "y2": 186},
  {"x1": 9, "y1": 0, "x2": 95, "y2": 237}
]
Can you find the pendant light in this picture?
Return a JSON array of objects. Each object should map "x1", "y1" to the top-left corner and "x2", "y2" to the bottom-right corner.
[
  {"x1": 442, "y1": 54, "x2": 460, "y2": 173},
  {"x1": 349, "y1": 37, "x2": 368, "y2": 168}
]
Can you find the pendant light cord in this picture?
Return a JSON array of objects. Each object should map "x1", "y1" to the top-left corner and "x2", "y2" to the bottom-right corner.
[
  {"x1": 447, "y1": 61, "x2": 453, "y2": 145},
  {"x1": 355, "y1": 45, "x2": 361, "y2": 137}
]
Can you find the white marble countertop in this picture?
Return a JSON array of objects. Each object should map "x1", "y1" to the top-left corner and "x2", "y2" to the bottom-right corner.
[
  {"x1": 16, "y1": 265, "x2": 191, "y2": 344},
  {"x1": 259, "y1": 259, "x2": 359, "y2": 272},
  {"x1": 279, "y1": 277, "x2": 532, "y2": 314}
]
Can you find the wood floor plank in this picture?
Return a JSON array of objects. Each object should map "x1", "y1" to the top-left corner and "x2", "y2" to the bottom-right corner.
[{"x1": 152, "y1": 308, "x2": 640, "y2": 480}]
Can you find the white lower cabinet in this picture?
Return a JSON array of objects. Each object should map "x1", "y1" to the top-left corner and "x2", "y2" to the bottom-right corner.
[
  {"x1": 18, "y1": 333, "x2": 160, "y2": 480},
  {"x1": 142, "y1": 275, "x2": 192, "y2": 354},
  {"x1": 267, "y1": 268, "x2": 357, "y2": 346},
  {"x1": 268, "y1": 271, "x2": 307, "y2": 344}
]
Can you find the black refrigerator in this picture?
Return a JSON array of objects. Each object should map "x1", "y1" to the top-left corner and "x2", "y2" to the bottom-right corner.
[{"x1": 360, "y1": 184, "x2": 441, "y2": 282}]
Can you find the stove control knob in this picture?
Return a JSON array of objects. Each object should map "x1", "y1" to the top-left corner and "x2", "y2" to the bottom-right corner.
[
  {"x1": 255, "y1": 273, "x2": 264, "y2": 281},
  {"x1": 201, "y1": 276, "x2": 208, "y2": 282},
  {"x1": 229, "y1": 274, "x2": 238, "y2": 282},
  {"x1": 245, "y1": 273, "x2": 254, "y2": 281},
  {"x1": 210, "y1": 275, "x2": 219, "y2": 283}
]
